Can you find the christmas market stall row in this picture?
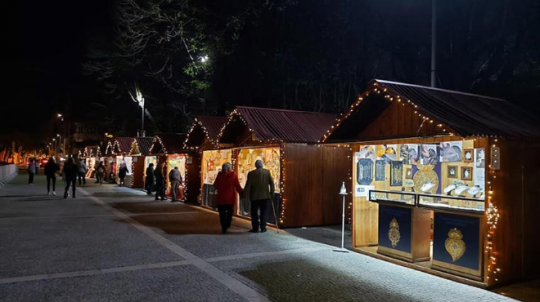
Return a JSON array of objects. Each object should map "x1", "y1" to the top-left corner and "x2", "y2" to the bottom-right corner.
[
  {"x1": 111, "y1": 137, "x2": 135, "y2": 186},
  {"x1": 149, "y1": 133, "x2": 194, "y2": 202},
  {"x1": 323, "y1": 79, "x2": 540, "y2": 287},
  {"x1": 188, "y1": 106, "x2": 352, "y2": 228},
  {"x1": 183, "y1": 116, "x2": 229, "y2": 205}
]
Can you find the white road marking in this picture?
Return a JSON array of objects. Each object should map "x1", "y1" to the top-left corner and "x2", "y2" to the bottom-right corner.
[{"x1": 78, "y1": 187, "x2": 271, "y2": 302}]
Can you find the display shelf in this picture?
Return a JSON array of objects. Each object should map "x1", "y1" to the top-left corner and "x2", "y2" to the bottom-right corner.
[
  {"x1": 368, "y1": 190, "x2": 417, "y2": 207},
  {"x1": 417, "y1": 193, "x2": 485, "y2": 215}
]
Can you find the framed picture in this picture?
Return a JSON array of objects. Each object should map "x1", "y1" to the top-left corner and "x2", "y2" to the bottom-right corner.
[
  {"x1": 463, "y1": 149, "x2": 473, "y2": 163},
  {"x1": 390, "y1": 161, "x2": 403, "y2": 186},
  {"x1": 405, "y1": 168, "x2": 413, "y2": 179},
  {"x1": 461, "y1": 166, "x2": 473, "y2": 181},
  {"x1": 447, "y1": 166, "x2": 458, "y2": 178}
]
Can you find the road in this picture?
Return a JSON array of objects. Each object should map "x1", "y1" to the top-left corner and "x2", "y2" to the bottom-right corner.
[{"x1": 0, "y1": 174, "x2": 519, "y2": 301}]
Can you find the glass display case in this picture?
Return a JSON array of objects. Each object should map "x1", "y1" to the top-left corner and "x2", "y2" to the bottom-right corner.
[
  {"x1": 368, "y1": 190, "x2": 417, "y2": 206},
  {"x1": 417, "y1": 193, "x2": 485, "y2": 214}
]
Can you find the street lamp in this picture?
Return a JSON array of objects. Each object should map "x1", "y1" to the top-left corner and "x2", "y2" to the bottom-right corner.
[
  {"x1": 200, "y1": 55, "x2": 209, "y2": 63},
  {"x1": 129, "y1": 85, "x2": 145, "y2": 137}
]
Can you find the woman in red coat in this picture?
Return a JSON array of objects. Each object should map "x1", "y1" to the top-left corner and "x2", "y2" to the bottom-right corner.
[{"x1": 213, "y1": 162, "x2": 243, "y2": 234}]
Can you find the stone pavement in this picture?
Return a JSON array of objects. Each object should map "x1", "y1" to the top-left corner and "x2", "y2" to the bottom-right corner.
[{"x1": 0, "y1": 174, "x2": 520, "y2": 302}]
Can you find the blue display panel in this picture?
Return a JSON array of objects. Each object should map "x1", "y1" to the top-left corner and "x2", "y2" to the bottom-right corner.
[{"x1": 378, "y1": 204, "x2": 412, "y2": 254}]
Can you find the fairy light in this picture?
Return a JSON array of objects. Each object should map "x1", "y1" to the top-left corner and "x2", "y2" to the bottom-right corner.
[{"x1": 485, "y1": 138, "x2": 501, "y2": 283}]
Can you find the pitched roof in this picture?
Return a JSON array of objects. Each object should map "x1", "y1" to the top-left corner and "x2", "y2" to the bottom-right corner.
[
  {"x1": 325, "y1": 79, "x2": 540, "y2": 141},
  {"x1": 197, "y1": 116, "x2": 228, "y2": 142},
  {"x1": 150, "y1": 133, "x2": 187, "y2": 154},
  {"x1": 113, "y1": 137, "x2": 134, "y2": 154},
  {"x1": 131, "y1": 137, "x2": 154, "y2": 156},
  {"x1": 84, "y1": 145, "x2": 99, "y2": 157},
  {"x1": 219, "y1": 106, "x2": 337, "y2": 144}
]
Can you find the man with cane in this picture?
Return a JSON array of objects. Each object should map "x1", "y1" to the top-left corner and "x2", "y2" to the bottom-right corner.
[{"x1": 244, "y1": 160, "x2": 275, "y2": 233}]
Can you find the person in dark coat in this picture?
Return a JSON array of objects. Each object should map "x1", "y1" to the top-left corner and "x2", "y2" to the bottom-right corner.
[
  {"x1": 244, "y1": 160, "x2": 275, "y2": 233},
  {"x1": 27, "y1": 159, "x2": 39, "y2": 184},
  {"x1": 168, "y1": 166, "x2": 182, "y2": 202},
  {"x1": 95, "y1": 161, "x2": 106, "y2": 185},
  {"x1": 62, "y1": 157, "x2": 78, "y2": 199},
  {"x1": 44, "y1": 157, "x2": 60, "y2": 195},
  {"x1": 145, "y1": 163, "x2": 155, "y2": 195},
  {"x1": 77, "y1": 160, "x2": 87, "y2": 186},
  {"x1": 154, "y1": 161, "x2": 166, "y2": 201},
  {"x1": 213, "y1": 163, "x2": 243, "y2": 234},
  {"x1": 118, "y1": 161, "x2": 129, "y2": 186}
]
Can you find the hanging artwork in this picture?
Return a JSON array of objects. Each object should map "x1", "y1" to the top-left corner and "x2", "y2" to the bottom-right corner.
[
  {"x1": 358, "y1": 145, "x2": 376, "y2": 161},
  {"x1": 405, "y1": 168, "x2": 413, "y2": 179},
  {"x1": 440, "y1": 141, "x2": 463, "y2": 162},
  {"x1": 406, "y1": 144, "x2": 420, "y2": 165},
  {"x1": 377, "y1": 144, "x2": 397, "y2": 164},
  {"x1": 357, "y1": 158, "x2": 374, "y2": 185},
  {"x1": 375, "y1": 160, "x2": 386, "y2": 181},
  {"x1": 420, "y1": 144, "x2": 438, "y2": 165},
  {"x1": 447, "y1": 165, "x2": 458, "y2": 178},
  {"x1": 474, "y1": 149, "x2": 485, "y2": 169},
  {"x1": 390, "y1": 161, "x2": 403, "y2": 186},
  {"x1": 461, "y1": 166, "x2": 473, "y2": 181},
  {"x1": 399, "y1": 144, "x2": 409, "y2": 163},
  {"x1": 463, "y1": 149, "x2": 473, "y2": 163}
]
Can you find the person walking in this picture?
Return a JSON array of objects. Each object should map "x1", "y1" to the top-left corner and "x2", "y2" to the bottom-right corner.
[
  {"x1": 95, "y1": 161, "x2": 106, "y2": 185},
  {"x1": 27, "y1": 159, "x2": 39, "y2": 185},
  {"x1": 44, "y1": 157, "x2": 59, "y2": 195},
  {"x1": 145, "y1": 163, "x2": 155, "y2": 195},
  {"x1": 77, "y1": 159, "x2": 87, "y2": 186},
  {"x1": 213, "y1": 163, "x2": 243, "y2": 234},
  {"x1": 118, "y1": 161, "x2": 129, "y2": 186},
  {"x1": 62, "y1": 157, "x2": 78, "y2": 199},
  {"x1": 168, "y1": 166, "x2": 183, "y2": 202},
  {"x1": 154, "y1": 161, "x2": 166, "y2": 201},
  {"x1": 244, "y1": 160, "x2": 274, "y2": 233}
]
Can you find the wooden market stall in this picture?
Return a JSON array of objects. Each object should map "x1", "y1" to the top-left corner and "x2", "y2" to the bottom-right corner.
[
  {"x1": 83, "y1": 145, "x2": 99, "y2": 179},
  {"x1": 217, "y1": 106, "x2": 351, "y2": 228},
  {"x1": 112, "y1": 137, "x2": 135, "y2": 187},
  {"x1": 323, "y1": 79, "x2": 540, "y2": 287},
  {"x1": 128, "y1": 137, "x2": 155, "y2": 189},
  {"x1": 184, "y1": 116, "x2": 229, "y2": 208},
  {"x1": 149, "y1": 134, "x2": 193, "y2": 202}
]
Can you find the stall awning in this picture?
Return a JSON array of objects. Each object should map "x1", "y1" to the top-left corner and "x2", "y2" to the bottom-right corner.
[
  {"x1": 219, "y1": 106, "x2": 337, "y2": 144},
  {"x1": 325, "y1": 79, "x2": 540, "y2": 141}
]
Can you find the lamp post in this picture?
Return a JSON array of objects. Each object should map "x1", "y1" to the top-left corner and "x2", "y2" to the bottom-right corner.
[
  {"x1": 52, "y1": 138, "x2": 57, "y2": 156},
  {"x1": 129, "y1": 86, "x2": 145, "y2": 137},
  {"x1": 430, "y1": 0, "x2": 437, "y2": 87},
  {"x1": 333, "y1": 182, "x2": 349, "y2": 253}
]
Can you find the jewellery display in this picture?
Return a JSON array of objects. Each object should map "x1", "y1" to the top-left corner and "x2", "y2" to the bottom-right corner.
[
  {"x1": 443, "y1": 184, "x2": 457, "y2": 195},
  {"x1": 454, "y1": 185, "x2": 469, "y2": 196},
  {"x1": 420, "y1": 181, "x2": 436, "y2": 192},
  {"x1": 445, "y1": 228, "x2": 466, "y2": 262},
  {"x1": 413, "y1": 164, "x2": 439, "y2": 194},
  {"x1": 388, "y1": 218, "x2": 401, "y2": 248}
]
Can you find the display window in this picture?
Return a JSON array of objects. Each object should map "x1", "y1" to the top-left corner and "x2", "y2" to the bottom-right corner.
[
  {"x1": 355, "y1": 140, "x2": 484, "y2": 212},
  {"x1": 166, "y1": 154, "x2": 186, "y2": 181},
  {"x1": 123, "y1": 156, "x2": 133, "y2": 175},
  {"x1": 144, "y1": 156, "x2": 157, "y2": 177},
  {"x1": 236, "y1": 147, "x2": 281, "y2": 193},
  {"x1": 202, "y1": 150, "x2": 232, "y2": 184}
]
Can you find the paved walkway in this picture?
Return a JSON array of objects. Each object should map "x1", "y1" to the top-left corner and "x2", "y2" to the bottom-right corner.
[{"x1": 0, "y1": 174, "x2": 520, "y2": 301}]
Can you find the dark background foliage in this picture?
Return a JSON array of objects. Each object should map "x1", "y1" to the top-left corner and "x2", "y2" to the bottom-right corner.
[{"x1": 3, "y1": 0, "x2": 539, "y2": 147}]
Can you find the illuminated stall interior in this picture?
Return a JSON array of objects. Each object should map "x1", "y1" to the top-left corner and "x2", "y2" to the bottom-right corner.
[
  {"x1": 218, "y1": 106, "x2": 351, "y2": 228},
  {"x1": 83, "y1": 145, "x2": 99, "y2": 178},
  {"x1": 324, "y1": 79, "x2": 540, "y2": 287},
  {"x1": 129, "y1": 137, "x2": 155, "y2": 189},
  {"x1": 112, "y1": 137, "x2": 135, "y2": 187},
  {"x1": 183, "y1": 116, "x2": 229, "y2": 206},
  {"x1": 149, "y1": 134, "x2": 193, "y2": 202}
]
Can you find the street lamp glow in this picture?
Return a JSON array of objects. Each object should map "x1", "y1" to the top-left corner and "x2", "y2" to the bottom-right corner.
[
  {"x1": 57, "y1": 113, "x2": 62, "y2": 118},
  {"x1": 200, "y1": 55, "x2": 209, "y2": 63}
]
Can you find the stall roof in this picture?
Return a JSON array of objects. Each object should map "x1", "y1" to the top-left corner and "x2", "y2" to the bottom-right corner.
[
  {"x1": 219, "y1": 106, "x2": 337, "y2": 144},
  {"x1": 131, "y1": 137, "x2": 154, "y2": 156},
  {"x1": 197, "y1": 116, "x2": 228, "y2": 143},
  {"x1": 84, "y1": 145, "x2": 99, "y2": 158},
  {"x1": 150, "y1": 133, "x2": 188, "y2": 154},
  {"x1": 113, "y1": 137, "x2": 135, "y2": 154},
  {"x1": 325, "y1": 79, "x2": 540, "y2": 141}
]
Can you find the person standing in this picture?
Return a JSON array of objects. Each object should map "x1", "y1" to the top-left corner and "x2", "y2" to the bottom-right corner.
[
  {"x1": 145, "y1": 163, "x2": 155, "y2": 195},
  {"x1": 27, "y1": 159, "x2": 39, "y2": 185},
  {"x1": 118, "y1": 161, "x2": 129, "y2": 186},
  {"x1": 213, "y1": 163, "x2": 243, "y2": 234},
  {"x1": 62, "y1": 157, "x2": 78, "y2": 199},
  {"x1": 168, "y1": 166, "x2": 182, "y2": 202},
  {"x1": 244, "y1": 160, "x2": 274, "y2": 233},
  {"x1": 44, "y1": 157, "x2": 59, "y2": 195},
  {"x1": 77, "y1": 159, "x2": 87, "y2": 186},
  {"x1": 96, "y1": 161, "x2": 106, "y2": 185},
  {"x1": 154, "y1": 161, "x2": 166, "y2": 201}
]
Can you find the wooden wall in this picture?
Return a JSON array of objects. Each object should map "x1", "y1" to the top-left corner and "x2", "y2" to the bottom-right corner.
[
  {"x1": 488, "y1": 138, "x2": 540, "y2": 287},
  {"x1": 282, "y1": 144, "x2": 351, "y2": 228},
  {"x1": 131, "y1": 156, "x2": 145, "y2": 188},
  {"x1": 185, "y1": 152, "x2": 201, "y2": 203}
]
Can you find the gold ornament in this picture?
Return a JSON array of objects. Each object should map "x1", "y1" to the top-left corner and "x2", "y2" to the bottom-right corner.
[
  {"x1": 388, "y1": 218, "x2": 401, "y2": 248},
  {"x1": 413, "y1": 164, "x2": 439, "y2": 194},
  {"x1": 445, "y1": 228, "x2": 466, "y2": 262}
]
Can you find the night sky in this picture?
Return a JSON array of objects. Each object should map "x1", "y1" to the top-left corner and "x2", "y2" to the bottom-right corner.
[{"x1": 3, "y1": 0, "x2": 540, "y2": 148}]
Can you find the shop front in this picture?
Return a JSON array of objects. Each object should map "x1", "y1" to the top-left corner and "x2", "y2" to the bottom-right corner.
[
  {"x1": 218, "y1": 106, "x2": 351, "y2": 228},
  {"x1": 112, "y1": 137, "x2": 135, "y2": 187},
  {"x1": 323, "y1": 79, "x2": 540, "y2": 287},
  {"x1": 149, "y1": 134, "x2": 192, "y2": 201},
  {"x1": 129, "y1": 137, "x2": 155, "y2": 189}
]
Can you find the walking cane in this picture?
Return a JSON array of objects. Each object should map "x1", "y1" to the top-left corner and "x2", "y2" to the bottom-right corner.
[{"x1": 270, "y1": 197, "x2": 280, "y2": 234}]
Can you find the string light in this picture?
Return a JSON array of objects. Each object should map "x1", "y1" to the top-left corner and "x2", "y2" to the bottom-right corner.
[{"x1": 485, "y1": 138, "x2": 501, "y2": 284}]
